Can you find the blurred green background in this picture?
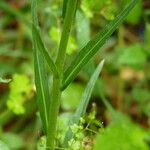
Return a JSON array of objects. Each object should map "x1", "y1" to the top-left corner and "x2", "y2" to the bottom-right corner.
[{"x1": 0, "y1": 0, "x2": 150, "y2": 149}]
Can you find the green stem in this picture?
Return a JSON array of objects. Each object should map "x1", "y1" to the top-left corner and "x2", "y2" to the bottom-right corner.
[
  {"x1": 46, "y1": 1, "x2": 77, "y2": 149},
  {"x1": 47, "y1": 77, "x2": 61, "y2": 150},
  {"x1": 56, "y1": 0, "x2": 78, "y2": 71}
]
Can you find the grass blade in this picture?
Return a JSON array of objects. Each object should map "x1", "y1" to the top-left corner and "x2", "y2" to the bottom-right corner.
[
  {"x1": 63, "y1": 60, "x2": 105, "y2": 147},
  {"x1": 31, "y1": 0, "x2": 50, "y2": 133},
  {"x1": 32, "y1": 25, "x2": 59, "y2": 77},
  {"x1": 62, "y1": 0, "x2": 138, "y2": 90}
]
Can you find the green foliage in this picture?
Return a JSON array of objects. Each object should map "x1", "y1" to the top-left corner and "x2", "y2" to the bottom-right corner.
[
  {"x1": 49, "y1": 27, "x2": 78, "y2": 55},
  {"x1": 131, "y1": 88, "x2": 150, "y2": 117},
  {"x1": 0, "y1": 1, "x2": 30, "y2": 27},
  {"x1": 145, "y1": 23, "x2": 150, "y2": 49},
  {"x1": 81, "y1": 0, "x2": 103, "y2": 18},
  {"x1": 132, "y1": 88, "x2": 150, "y2": 103},
  {"x1": 0, "y1": 0, "x2": 146, "y2": 150},
  {"x1": 7, "y1": 74, "x2": 32, "y2": 115},
  {"x1": 76, "y1": 11, "x2": 90, "y2": 48},
  {"x1": 125, "y1": 0, "x2": 142, "y2": 24},
  {"x1": 101, "y1": 2, "x2": 117, "y2": 20},
  {"x1": 59, "y1": 110, "x2": 103, "y2": 150},
  {"x1": 0, "y1": 133, "x2": 24, "y2": 149},
  {"x1": 62, "y1": 0, "x2": 69, "y2": 18},
  {"x1": 81, "y1": 0, "x2": 117, "y2": 20},
  {"x1": 32, "y1": 25, "x2": 59, "y2": 77},
  {"x1": 0, "y1": 140, "x2": 9, "y2": 150},
  {"x1": 94, "y1": 121, "x2": 149, "y2": 150},
  {"x1": 37, "y1": 136, "x2": 46, "y2": 150},
  {"x1": 117, "y1": 44, "x2": 147, "y2": 69},
  {"x1": 63, "y1": 0, "x2": 138, "y2": 90},
  {"x1": 32, "y1": 0, "x2": 51, "y2": 133},
  {"x1": 63, "y1": 60, "x2": 104, "y2": 147},
  {"x1": 61, "y1": 83, "x2": 84, "y2": 110}
]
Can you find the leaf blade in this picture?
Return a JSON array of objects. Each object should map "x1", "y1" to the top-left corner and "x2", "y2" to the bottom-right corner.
[
  {"x1": 63, "y1": 60, "x2": 105, "y2": 147},
  {"x1": 32, "y1": 25, "x2": 59, "y2": 77},
  {"x1": 31, "y1": 0, "x2": 50, "y2": 133},
  {"x1": 62, "y1": 0, "x2": 138, "y2": 90}
]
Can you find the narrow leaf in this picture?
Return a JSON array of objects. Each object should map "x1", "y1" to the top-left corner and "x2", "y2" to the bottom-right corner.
[
  {"x1": 31, "y1": 0, "x2": 50, "y2": 133},
  {"x1": 63, "y1": 60, "x2": 105, "y2": 147},
  {"x1": 62, "y1": 0, "x2": 138, "y2": 90},
  {"x1": 32, "y1": 25, "x2": 59, "y2": 77}
]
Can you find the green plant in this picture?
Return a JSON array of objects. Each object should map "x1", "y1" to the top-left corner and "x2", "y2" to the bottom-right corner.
[
  {"x1": 94, "y1": 121, "x2": 149, "y2": 150},
  {"x1": 31, "y1": 0, "x2": 138, "y2": 149}
]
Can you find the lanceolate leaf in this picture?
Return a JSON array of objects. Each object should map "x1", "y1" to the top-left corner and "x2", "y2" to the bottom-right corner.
[
  {"x1": 62, "y1": 0, "x2": 138, "y2": 90},
  {"x1": 31, "y1": 0, "x2": 50, "y2": 133},
  {"x1": 63, "y1": 60, "x2": 105, "y2": 147},
  {"x1": 32, "y1": 25, "x2": 59, "y2": 77}
]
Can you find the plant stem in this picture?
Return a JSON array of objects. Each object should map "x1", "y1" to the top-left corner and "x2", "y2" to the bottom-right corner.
[
  {"x1": 46, "y1": 0, "x2": 77, "y2": 149},
  {"x1": 56, "y1": 0, "x2": 78, "y2": 72},
  {"x1": 47, "y1": 77, "x2": 61, "y2": 150}
]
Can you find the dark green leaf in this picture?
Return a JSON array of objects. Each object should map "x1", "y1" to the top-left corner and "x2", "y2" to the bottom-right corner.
[{"x1": 62, "y1": 0, "x2": 138, "y2": 90}]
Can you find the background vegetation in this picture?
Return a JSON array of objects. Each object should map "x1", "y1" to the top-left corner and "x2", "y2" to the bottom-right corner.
[{"x1": 0, "y1": 0, "x2": 150, "y2": 149}]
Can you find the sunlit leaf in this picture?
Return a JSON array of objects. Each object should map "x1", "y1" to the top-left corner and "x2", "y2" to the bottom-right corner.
[{"x1": 7, "y1": 74, "x2": 32, "y2": 115}]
